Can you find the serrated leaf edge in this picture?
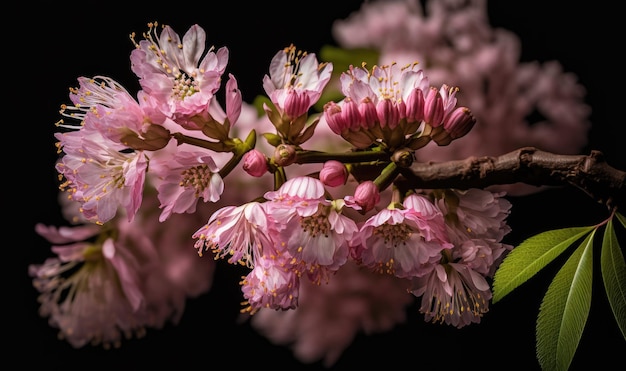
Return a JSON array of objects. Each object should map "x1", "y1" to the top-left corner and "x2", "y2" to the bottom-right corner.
[
  {"x1": 536, "y1": 230, "x2": 595, "y2": 371},
  {"x1": 493, "y1": 226, "x2": 594, "y2": 303},
  {"x1": 601, "y1": 218, "x2": 626, "y2": 340}
]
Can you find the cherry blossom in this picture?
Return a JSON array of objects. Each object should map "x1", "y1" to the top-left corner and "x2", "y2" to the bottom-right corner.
[
  {"x1": 130, "y1": 22, "x2": 229, "y2": 129},
  {"x1": 55, "y1": 130, "x2": 147, "y2": 224},
  {"x1": 263, "y1": 44, "x2": 333, "y2": 120}
]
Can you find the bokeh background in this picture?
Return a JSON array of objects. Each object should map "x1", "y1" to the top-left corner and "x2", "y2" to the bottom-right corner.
[{"x1": 17, "y1": 1, "x2": 624, "y2": 369}]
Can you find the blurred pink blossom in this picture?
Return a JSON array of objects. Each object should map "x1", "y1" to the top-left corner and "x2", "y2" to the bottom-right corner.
[
  {"x1": 332, "y1": 0, "x2": 591, "y2": 195},
  {"x1": 247, "y1": 260, "x2": 413, "y2": 367}
]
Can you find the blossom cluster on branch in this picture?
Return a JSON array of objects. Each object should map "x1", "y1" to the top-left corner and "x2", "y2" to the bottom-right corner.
[{"x1": 29, "y1": 0, "x2": 624, "y2": 368}]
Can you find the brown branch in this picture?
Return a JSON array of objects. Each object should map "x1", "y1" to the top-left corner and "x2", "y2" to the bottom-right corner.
[{"x1": 398, "y1": 147, "x2": 626, "y2": 210}]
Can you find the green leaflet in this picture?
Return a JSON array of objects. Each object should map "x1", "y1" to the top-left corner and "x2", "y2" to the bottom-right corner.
[
  {"x1": 262, "y1": 132, "x2": 283, "y2": 147},
  {"x1": 601, "y1": 217, "x2": 626, "y2": 340},
  {"x1": 536, "y1": 230, "x2": 595, "y2": 371},
  {"x1": 616, "y1": 211, "x2": 626, "y2": 229},
  {"x1": 493, "y1": 226, "x2": 594, "y2": 303}
]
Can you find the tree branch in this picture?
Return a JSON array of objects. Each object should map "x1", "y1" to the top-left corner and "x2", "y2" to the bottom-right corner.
[{"x1": 398, "y1": 147, "x2": 626, "y2": 210}]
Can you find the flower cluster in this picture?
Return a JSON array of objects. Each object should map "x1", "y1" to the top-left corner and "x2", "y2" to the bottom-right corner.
[
  {"x1": 33, "y1": 14, "x2": 514, "y2": 358},
  {"x1": 247, "y1": 1, "x2": 592, "y2": 364}
]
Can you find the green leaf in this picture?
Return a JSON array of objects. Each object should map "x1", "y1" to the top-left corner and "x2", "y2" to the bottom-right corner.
[
  {"x1": 616, "y1": 211, "x2": 626, "y2": 229},
  {"x1": 262, "y1": 133, "x2": 282, "y2": 147},
  {"x1": 601, "y1": 218, "x2": 626, "y2": 340},
  {"x1": 493, "y1": 226, "x2": 594, "y2": 303},
  {"x1": 536, "y1": 230, "x2": 595, "y2": 371}
]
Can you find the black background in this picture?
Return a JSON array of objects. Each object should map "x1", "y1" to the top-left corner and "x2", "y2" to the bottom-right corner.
[{"x1": 16, "y1": 1, "x2": 624, "y2": 369}]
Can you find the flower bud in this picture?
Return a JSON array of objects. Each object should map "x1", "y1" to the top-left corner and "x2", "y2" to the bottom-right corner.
[
  {"x1": 376, "y1": 98, "x2": 399, "y2": 129},
  {"x1": 323, "y1": 101, "x2": 345, "y2": 135},
  {"x1": 405, "y1": 88, "x2": 425, "y2": 123},
  {"x1": 358, "y1": 97, "x2": 377, "y2": 129},
  {"x1": 353, "y1": 181, "x2": 380, "y2": 212},
  {"x1": 320, "y1": 160, "x2": 348, "y2": 187},
  {"x1": 423, "y1": 87, "x2": 444, "y2": 127},
  {"x1": 443, "y1": 107, "x2": 476, "y2": 140},
  {"x1": 273, "y1": 144, "x2": 297, "y2": 166},
  {"x1": 391, "y1": 148, "x2": 414, "y2": 167},
  {"x1": 242, "y1": 149, "x2": 268, "y2": 177},
  {"x1": 283, "y1": 89, "x2": 310, "y2": 119},
  {"x1": 342, "y1": 98, "x2": 363, "y2": 131}
]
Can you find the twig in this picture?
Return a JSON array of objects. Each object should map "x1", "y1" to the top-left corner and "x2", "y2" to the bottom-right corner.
[{"x1": 398, "y1": 147, "x2": 626, "y2": 210}]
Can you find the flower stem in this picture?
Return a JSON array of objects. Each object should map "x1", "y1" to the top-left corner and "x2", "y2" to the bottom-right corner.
[
  {"x1": 295, "y1": 149, "x2": 389, "y2": 164},
  {"x1": 373, "y1": 161, "x2": 400, "y2": 192},
  {"x1": 218, "y1": 130, "x2": 256, "y2": 179},
  {"x1": 172, "y1": 132, "x2": 235, "y2": 152}
]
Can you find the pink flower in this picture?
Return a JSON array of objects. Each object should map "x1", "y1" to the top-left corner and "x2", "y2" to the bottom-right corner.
[
  {"x1": 192, "y1": 202, "x2": 276, "y2": 268},
  {"x1": 454, "y1": 238, "x2": 510, "y2": 277},
  {"x1": 29, "y1": 218, "x2": 184, "y2": 349},
  {"x1": 130, "y1": 22, "x2": 229, "y2": 127},
  {"x1": 410, "y1": 262, "x2": 492, "y2": 328},
  {"x1": 432, "y1": 188, "x2": 514, "y2": 276},
  {"x1": 55, "y1": 130, "x2": 147, "y2": 224},
  {"x1": 264, "y1": 176, "x2": 326, "y2": 206},
  {"x1": 240, "y1": 254, "x2": 300, "y2": 314},
  {"x1": 352, "y1": 195, "x2": 452, "y2": 279},
  {"x1": 264, "y1": 177, "x2": 359, "y2": 283},
  {"x1": 434, "y1": 188, "x2": 512, "y2": 243},
  {"x1": 60, "y1": 75, "x2": 170, "y2": 151},
  {"x1": 262, "y1": 45, "x2": 333, "y2": 120},
  {"x1": 395, "y1": 188, "x2": 514, "y2": 331},
  {"x1": 149, "y1": 142, "x2": 224, "y2": 222}
]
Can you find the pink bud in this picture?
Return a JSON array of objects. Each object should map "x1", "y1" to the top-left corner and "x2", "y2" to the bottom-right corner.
[
  {"x1": 342, "y1": 98, "x2": 363, "y2": 131},
  {"x1": 424, "y1": 87, "x2": 444, "y2": 127},
  {"x1": 323, "y1": 101, "x2": 345, "y2": 135},
  {"x1": 283, "y1": 89, "x2": 310, "y2": 119},
  {"x1": 353, "y1": 181, "x2": 380, "y2": 212},
  {"x1": 376, "y1": 99, "x2": 399, "y2": 129},
  {"x1": 443, "y1": 107, "x2": 476, "y2": 140},
  {"x1": 242, "y1": 149, "x2": 268, "y2": 177},
  {"x1": 358, "y1": 97, "x2": 378, "y2": 129},
  {"x1": 225, "y1": 74, "x2": 242, "y2": 125},
  {"x1": 320, "y1": 160, "x2": 348, "y2": 187},
  {"x1": 404, "y1": 88, "x2": 425, "y2": 123}
]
